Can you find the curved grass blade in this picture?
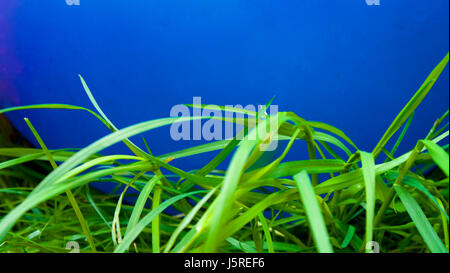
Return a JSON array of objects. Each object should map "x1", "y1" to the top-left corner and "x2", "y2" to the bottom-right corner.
[{"x1": 0, "y1": 116, "x2": 204, "y2": 241}]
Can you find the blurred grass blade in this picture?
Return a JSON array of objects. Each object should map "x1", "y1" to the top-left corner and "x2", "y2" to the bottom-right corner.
[
  {"x1": 341, "y1": 225, "x2": 356, "y2": 248},
  {"x1": 293, "y1": 170, "x2": 333, "y2": 253},
  {"x1": 394, "y1": 185, "x2": 447, "y2": 253},
  {"x1": 258, "y1": 213, "x2": 275, "y2": 253}
]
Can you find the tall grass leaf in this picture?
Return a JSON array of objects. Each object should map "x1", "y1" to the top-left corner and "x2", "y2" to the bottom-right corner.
[
  {"x1": 360, "y1": 151, "x2": 376, "y2": 251},
  {"x1": 372, "y1": 53, "x2": 449, "y2": 158}
]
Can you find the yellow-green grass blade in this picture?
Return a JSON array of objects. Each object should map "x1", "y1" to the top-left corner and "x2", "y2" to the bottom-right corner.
[
  {"x1": 125, "y1": 175, "x2": 162, "y2": 237},
  {"x1": 394, "y1": 184, "x2": 447, "y2": 253},
  {"x1": 0, "y1": 104, "x2": 113, "y2": 131},
  {"x1": 294, "y1": 170, "x2": 333, "y2": 253},
  {"x1": 360, "y1": 151, "x2": 376, "y2": 251},
  {"x1": 164, "y1": 187, "x2": 218, "y2": 253},
  {"x1": 151, "y1": 185, "x2": 162, "y2": 253},
  {"x1": 340, "y1": 225, "x2": 356, "y2": 248},
  {"x1": 203, "y1": 114, "x2": 285, "y2": 252},
  {"x1": 372, "y1": 53, "x2": 449, "y2": 158},
  {"x1": 436, "y1": 199, "x2": 449, "y2": 250},
  {"x1": 0, "y1": 116, "x2": 205, "y2": 241},
  {"x1": 385, "y1": 112, "x2": 415, "y2": 162},
  {"x1": 258, "y1": 213, "x2": 274, "y2": 253},
  {"x1": 420, "y1": 140, "x2": 449, "y2": 177},
  {"x1": 23, "y1": 117, "x2": 97, "y2": 252},
  {"x1": 219, "y1": 189, "x2": 296, "y2": 242},
  {"x1": 308, "y1": 121, "x2": 358, "y2": 150},
  {"x1": 78, "y1": 75, "x2": 150, "y2": 158},
  {"x1": 243, "y1": 159, "x2": 346, "y2": 180},
  {"x1": 114, "y1": 190, "x2": 206, "y2": 253},
  {"x1": 402, "y1": 179, "x2": 448, "y2": 220}
]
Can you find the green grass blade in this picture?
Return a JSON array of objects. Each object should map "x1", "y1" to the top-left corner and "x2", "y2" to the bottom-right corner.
[
  {"x1": 257, "y1": 213, "x2": 274, "y2": 253},
  {"x1": 420, "y1": 140, "x2": 449, "y2": 177},
  {"x1": 373, "y1": 53, "x2": 449, "y2": 158},
  {"x1": 125, "y1": 175, "x2": 161, "y2": 236},
  {"x1": 293, "y1": 170, "x2": 333, "y2": 253},
  {"x1": 203, "y1": 115, "x2": 285, "y2": 252},
  {"x1": 394, "y1": 185, "x2": 447, "y2": 253},
  {"x1": 114, "y1": 190, "x2": 205, "y2": 253},
  {"x1": 360, "y1": 151, "x2": 376, "y2": 251}
]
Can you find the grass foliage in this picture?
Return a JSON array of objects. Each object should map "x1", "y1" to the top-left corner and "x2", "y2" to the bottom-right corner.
[{"x1": 0, "y1": 53, "x2": 448, "y2": 253}]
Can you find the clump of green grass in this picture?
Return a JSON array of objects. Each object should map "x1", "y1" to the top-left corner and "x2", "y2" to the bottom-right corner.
[{"x1": 0, "y1": 53, "x2": 448, "y2": 253}]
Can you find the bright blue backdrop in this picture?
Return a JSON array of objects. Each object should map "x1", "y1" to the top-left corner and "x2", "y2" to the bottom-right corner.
[{"x1": 1, "y1": 0, "x2": 449, "y2": 174}]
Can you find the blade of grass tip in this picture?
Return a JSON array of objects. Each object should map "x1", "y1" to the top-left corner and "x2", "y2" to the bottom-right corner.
[
  {"x1": 0, "y1": 104, "x2": 113, "y2": 131},
  {"x1": 114, "y1": 190, "x2": 206, "y2": 253},
  {"x1": 360, "y1": 151, "x2": 376, "y2": 252},
  {"x1": 23, "y1": 118, "x2": 97, "y2": 252},
  {"x1": 420, "y1": 140, "x2": 449, "y2": 177},
  {"x1": 372, "y1": 52, "x2": 449, "y2": 159},
  {"x1": 257, "y1": 213, "x2": 274, "y2": 253},
  {"x1": 293, "y1": 170, "x2": 333, "y2": 253},
  {"x1": 394, "y1": 185, "x2": 447, "y2": 253},
  {"x1": 78, "y1": 75, "x2": 148, "y2": 158}
]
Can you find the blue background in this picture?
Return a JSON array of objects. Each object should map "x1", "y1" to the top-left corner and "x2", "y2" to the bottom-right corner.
[{"x1": 1, "y1": 0, "x2": 449, "y2": 174}]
